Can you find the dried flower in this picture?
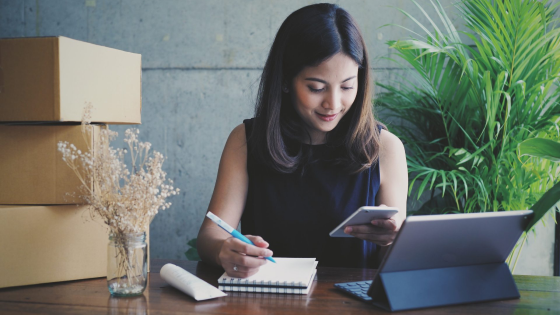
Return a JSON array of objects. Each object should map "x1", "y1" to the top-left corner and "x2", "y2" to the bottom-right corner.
[{"x1": 57, "y1": 103, "x2": 180, "y2": 235}]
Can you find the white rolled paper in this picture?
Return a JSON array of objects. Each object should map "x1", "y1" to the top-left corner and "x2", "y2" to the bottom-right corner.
[{"x1": 160, "y1": 263, "x2": 227, "y2": 301}]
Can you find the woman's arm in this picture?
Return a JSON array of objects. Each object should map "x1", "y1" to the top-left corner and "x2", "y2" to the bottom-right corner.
[
  {"x1": 197, "y1": 123, "x2": 272, "y2": 277},
  {"x1": 344, "y1": 129, "x2": 408, "y2": 247},
  {"x1": 375, "y1": 129, "x2": 408, "y2": 231}
]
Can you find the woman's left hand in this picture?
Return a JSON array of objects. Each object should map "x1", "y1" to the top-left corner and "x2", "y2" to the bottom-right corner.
[{"x1": 343, "y1": 218, "x2": 401, "y2": 246}]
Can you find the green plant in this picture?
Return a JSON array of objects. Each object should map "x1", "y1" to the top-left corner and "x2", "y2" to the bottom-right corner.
[
  {"x1": 185, "y1": 237, "x2": 200, "y2": 261},
  {"x1": 376, "y1": 0, "x2": 560, "y2": 269}
]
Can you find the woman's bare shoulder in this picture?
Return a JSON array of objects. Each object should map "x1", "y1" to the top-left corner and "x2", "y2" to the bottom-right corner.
[
  {"x1": 226, "y1": 123, "x2": 247, "y2": 151},
  {"x1": 379, "y1": 128, "x2": 404, "y2": 157}
]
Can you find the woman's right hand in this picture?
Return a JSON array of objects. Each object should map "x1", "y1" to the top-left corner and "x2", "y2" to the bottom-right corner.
[{"x1": 218, "y1": 235, "x2": 273, "y2": 278}]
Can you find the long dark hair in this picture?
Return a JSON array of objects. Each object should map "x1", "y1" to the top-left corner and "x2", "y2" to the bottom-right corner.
[{"x1": 250, "y1": 3, "x2": 383, "y2": 174}]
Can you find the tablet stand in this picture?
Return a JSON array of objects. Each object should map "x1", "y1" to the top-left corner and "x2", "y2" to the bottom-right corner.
[{"x1": 369, "y1": 262, "x2": 519, "y2": 312}]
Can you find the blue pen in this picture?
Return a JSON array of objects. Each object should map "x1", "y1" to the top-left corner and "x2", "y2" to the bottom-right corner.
[{"x1": 206, "y1": 211, "x2": 276, "y2": 263}]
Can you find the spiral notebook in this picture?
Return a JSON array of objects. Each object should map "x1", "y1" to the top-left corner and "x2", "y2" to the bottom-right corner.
[{"x1": 218, "y1": 258, "x2": 318, "y2": 294}]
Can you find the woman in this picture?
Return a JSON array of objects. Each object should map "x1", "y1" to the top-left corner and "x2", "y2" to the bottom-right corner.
[{"x1": 197, "y1": 3, "x2": 407, "y2": 277}]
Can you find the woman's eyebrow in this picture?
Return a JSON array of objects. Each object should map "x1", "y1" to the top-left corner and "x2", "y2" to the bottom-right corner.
[{"x1": 304, "y1": 76, "x2": 356, "y2": 84}]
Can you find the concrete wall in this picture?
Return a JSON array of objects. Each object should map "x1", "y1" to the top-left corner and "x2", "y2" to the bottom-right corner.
[
  {"x1": 1, "y1": 0, "x2": 556, "y2": 275},
  {"x1": 513, "y1": 210, "x2": 557, "y2": 276}
]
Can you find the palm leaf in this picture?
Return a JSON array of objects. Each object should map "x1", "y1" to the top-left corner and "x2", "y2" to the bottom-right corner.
[
  {"x1": 525, "y1": 182, "x2": 560, "y2": 232},
  {"x1": 519, "y1": 138, "x2": 560, "y2": 162}
]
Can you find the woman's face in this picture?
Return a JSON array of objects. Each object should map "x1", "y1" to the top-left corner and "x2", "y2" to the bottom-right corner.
[{"x1": 290, "y1": 52, "x2": 359, "y2": 144}]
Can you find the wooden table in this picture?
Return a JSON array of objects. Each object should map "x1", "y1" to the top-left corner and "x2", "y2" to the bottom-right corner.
[{"x1": 0, "y1": 259, "x2": 558, "y2": 314}]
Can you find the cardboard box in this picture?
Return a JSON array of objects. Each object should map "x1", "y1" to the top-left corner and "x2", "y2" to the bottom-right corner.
[
  {"x1": 0, "y1": 205, "x2": 108, "y2": 288},
  {"x1": 0, "y1": 205, "x2": 151, "y2": 288},
  {"x1": 0, "y1": 124, "x2": 102, "y2": 204},
  {"x1": 0, "y1": 36, "x2": 141, "y2": 124}
]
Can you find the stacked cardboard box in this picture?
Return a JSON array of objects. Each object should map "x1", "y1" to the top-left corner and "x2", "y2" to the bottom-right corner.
[{"x1": 0, "y1": 36, "x2": 145, "y2": 288}]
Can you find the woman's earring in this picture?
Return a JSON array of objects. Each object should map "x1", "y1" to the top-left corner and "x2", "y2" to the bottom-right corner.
[{"x1": 282, "y1": 85, "x2": 289, "y2": 93}]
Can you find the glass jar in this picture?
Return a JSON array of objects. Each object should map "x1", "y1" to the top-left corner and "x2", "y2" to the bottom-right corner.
[{"x1": 107, "y1": 232, "x2": 148, "y2": 296}]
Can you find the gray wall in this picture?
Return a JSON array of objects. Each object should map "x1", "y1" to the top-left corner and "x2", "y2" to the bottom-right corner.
[{"x1": 1, "y1": 0, "x2": 555, "y2": 275}]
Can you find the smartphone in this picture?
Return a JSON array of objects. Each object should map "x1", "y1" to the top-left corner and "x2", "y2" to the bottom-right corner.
[{"x1": 329, "y1": 206, "x2": 399, "y2": 238}]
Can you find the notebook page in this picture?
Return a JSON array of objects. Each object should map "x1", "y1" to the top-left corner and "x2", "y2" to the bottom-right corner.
[{"x1": 218, "y1": 257, "x2": 317, "y2": 286}]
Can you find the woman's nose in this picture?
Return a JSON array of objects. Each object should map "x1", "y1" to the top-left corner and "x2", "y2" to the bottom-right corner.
[{"x1": 322, "y1": 90, "x2": 342, "y2": 111}]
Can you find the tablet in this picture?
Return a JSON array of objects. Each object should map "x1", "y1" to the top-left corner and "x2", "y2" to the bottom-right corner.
[
  {"x1": 329, "y1": 206, "x2": 399, "y2": 238},
  {"x1": 374, "y1": 210, "x2": 533, "y2": 272},
  {"x1": 365, "y1": 210, "x2": 534, "y2": 311}
]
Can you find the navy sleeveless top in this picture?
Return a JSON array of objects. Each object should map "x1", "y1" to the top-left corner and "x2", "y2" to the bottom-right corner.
[{"x1": 241, "y1": 118, "x2": 382, "y2": 268}]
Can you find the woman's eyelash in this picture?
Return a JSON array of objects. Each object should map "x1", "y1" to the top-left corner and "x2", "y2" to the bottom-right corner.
[{"x1": 308, "y1": 86, "x2": 354, "y2": 93}]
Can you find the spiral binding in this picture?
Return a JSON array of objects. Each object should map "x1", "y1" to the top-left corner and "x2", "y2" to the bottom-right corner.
[
  {"x1": 218, "y1": 285, "x2": 305, "y2": 294},
  {"x1": 219, "y1": 278, "x2": 306, "y2": 287}
]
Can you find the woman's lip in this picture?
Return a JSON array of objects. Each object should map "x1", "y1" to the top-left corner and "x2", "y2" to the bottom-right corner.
[{"x1": 316, "y1": 112, "x2": 339, "y2": 122}]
